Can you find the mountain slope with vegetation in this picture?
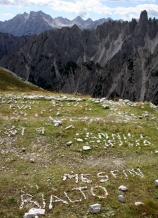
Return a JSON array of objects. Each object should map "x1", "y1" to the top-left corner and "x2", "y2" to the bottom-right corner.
[{"x1": 0, "y1": 67, "x2": 40, "y2": 91}]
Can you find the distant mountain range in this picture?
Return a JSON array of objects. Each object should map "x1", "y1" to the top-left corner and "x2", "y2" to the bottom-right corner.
[{"x1": 0, "y1": 11, "x2": 110, "y2": 36}]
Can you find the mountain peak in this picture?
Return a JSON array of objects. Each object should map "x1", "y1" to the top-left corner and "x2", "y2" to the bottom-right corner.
[
  {"x1": 71, "y1": 24, "x2": 80, "y2": 31},
  {"x1": 29, "y1": 10, "x2": 46, "y2": 16},
  {"x1": 73, "y1": 16, "x2": 84, "y2": 22},
  {"x1": 0, "y1": 11, "x2": 110, "y2": 36},
  {"x1": 86, "y1": 18, "x2": 93, "y2": 22},
  {"x1": 23, "y1": 12, "x2": 29, "y2": 16}
]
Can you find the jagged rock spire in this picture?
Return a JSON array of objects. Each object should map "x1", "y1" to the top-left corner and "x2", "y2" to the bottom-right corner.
[{"x1": 139, "y1": 10, "x2": 148, "y2": 24}]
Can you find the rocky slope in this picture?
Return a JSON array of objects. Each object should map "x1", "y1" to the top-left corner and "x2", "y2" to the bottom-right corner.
[
  {"x1": 0, "y1": 11, "x2": 158, "y2": 104},
  {"x1": 0, "y1": 32, "x2": 28, "y2": 59},
  {"x1": 0, "y1": 11, "x2": 108, "y2": 36}
]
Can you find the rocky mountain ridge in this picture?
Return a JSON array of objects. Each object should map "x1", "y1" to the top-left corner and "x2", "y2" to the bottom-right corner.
[
  {"x1": 0, "y1": 11, "x2": 158, "y2": 104},
  {"x1": 0, "y1": 11, "x2": 109, "y2": 36}
]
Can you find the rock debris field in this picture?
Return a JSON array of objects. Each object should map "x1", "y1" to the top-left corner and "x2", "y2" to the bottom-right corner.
[{"x1": 1, "y1": 92, "x2": 158, "y2": 218}]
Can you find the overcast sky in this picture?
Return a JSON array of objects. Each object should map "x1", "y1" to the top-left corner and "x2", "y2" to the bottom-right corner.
[{"x1": 0, "y1": 0, "x2": 158, "y2": 21}]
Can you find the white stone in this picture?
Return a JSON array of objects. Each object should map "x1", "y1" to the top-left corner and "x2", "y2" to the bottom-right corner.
[
  {"x1": 66, "y1": 141, "x2": 73, "y2": 146},
  {"x1": 76, "y1": 138, "x2": 83, "y2": 142},
  {"x1": 149, "y1": 102, "x2": 157, "y2": 109},
  {"x1": 89, "y1": 203, "x2": 101, "y2": 214},
  {"x1": 83, "y1": 146, "x2": 91, "y2": 151},
  {"x1": 21, "y1": 127, "x2": 25, "y2": 136},
  {"x1": 24, "y1": 208, "x2": 45, "y2": 218},
  {"x1": 118, "y1": 195, "x2": 125, "y2": 203},
  {"x1": 53, "y1": 120, "x2": 62, "y2": 127},
  {"x1": 65, "y1": 125, "x2": 74, "y2": 130},
  {"x1": 30, "y1": 158, "x2": 35, "y2": 163},
  {"x1": 118, "y1": 185, "x2": 128, "y2": 192},
  {"x1": 155, "y1": 180, "x2": 158, "y2": 187},
  {"x1": 135, "y1": 202, "x2": 144, "y2": 206}
]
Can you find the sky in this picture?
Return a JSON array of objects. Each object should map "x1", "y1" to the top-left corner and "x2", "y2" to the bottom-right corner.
[{"x1": 0, "y1": 0, "x2": 158, "y2": 21}]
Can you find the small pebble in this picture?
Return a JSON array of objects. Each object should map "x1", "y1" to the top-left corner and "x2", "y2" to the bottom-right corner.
[
  {"x1": 83, "y1": 146, "x2": 91, "y2": 151},
  {"x1": 30, "y1": 158, "x2": 35, "y2": 163},
  {"x1": 89, "y1": 203, "x2": 101, "y2": 214},
  {"x1": 119, "y1": 185, "x2": 128, "y2": 192},
  {"x1": 22, "y1": 148, "x2": 26, "y2": 152},
  {"x1": 118, "y1": 194, "x2": 126, "y2": 203},
  {"x1": 66, "y1": 141, "x2": 73, "y2": 146},
  {"x1": 135, "y1": 202, "x2": 144, "y2": 206},
  {"x1": 65, "y1": 125, "x2": 74, "y2": 130},
  {"x1": 76, "y1": 138, "x2": 83, "y2": 142},
  {"x1": 53, "y1": 120, "x2": 62, "y2": 127},
  {"x1": 155, "y1": 180, "x2": 158, "y2": 187}
]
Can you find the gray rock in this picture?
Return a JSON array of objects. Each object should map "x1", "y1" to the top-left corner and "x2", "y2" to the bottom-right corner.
[
  {"x1": 89, "y1": 203, "x2": 101, "y2": 214},
  {"x1": 118, "y1": 195, "x2": 126, "y2": 203}
]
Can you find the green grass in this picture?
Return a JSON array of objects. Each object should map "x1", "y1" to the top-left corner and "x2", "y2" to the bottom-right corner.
[
  {"x1": 0, "y1": 67, "x2": 40, "y2": 92},
  {"x1": 0, "y1": 75, "x2": 158, "y2": 217}
]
